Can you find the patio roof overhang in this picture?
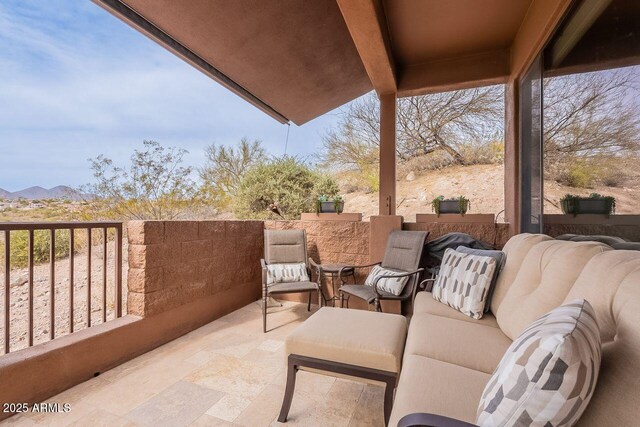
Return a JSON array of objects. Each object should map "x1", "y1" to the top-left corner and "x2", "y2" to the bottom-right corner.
[
  {"x1": 92, "y1": 0, "x2": 572, "y2": 227},
  {"x1": 93, "y1": 0, "x2": 570, "y2": 124}
]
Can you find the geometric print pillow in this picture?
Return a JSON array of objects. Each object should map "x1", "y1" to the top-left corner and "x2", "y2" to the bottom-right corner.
[
  {"x1": 364, "y1": 265, "x2": 410, "y2": 296},
  {"x1": 432, "y1": 248, "x2": 498, "y2": 319},
  {"x1": 266, "y1": 263, "x2": 309, "y2": 287},
  {"x1": 477, "y1": 299, "x2": 601, "y2": 427}
]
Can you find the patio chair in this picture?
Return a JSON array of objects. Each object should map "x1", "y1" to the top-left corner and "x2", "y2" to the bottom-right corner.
[
  {"x1": 261, "y1": 229, "x2": 322, "y2": 332},
  {"x1": 339, "y1": 230, "x2": 427, "y2": 314}
]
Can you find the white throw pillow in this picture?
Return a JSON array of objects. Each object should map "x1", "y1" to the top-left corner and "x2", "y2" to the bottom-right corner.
[
  {"x1": 432, "y1": 248, "x2": 497, "y2": 319},
  {"x1": 266, "y1": 263, "x2": 309, "y2": 287},
  {"x1": 364, "y1": 265, "x2": 409, "y2": 296},
  {"x1": 477, "y1": 299, "x2": 601, "y2": 427}
]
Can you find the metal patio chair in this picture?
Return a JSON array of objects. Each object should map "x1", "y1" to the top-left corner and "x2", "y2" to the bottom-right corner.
[
  {"x1": 339, "y1": 230, "x2": 428, "y2": 314},
  {"x1": 261, "y1": 229, "x2": 322, "y2": 332}
]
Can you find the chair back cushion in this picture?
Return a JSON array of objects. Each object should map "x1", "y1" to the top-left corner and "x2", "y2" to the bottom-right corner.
[
  {"x1": 496, "y1": 240, "x2": 609, "y2": 340},
  {"x1": 432, "y1": 248, "x2": 498, "y2": 319},
  {"x1": 264, "y1": 229, "x2": 307, "y2": 265},
  {"x1": 266, "y1": 263, "x2": 309, "y2": 286},
  {"x1": 364, "y1": 265, "x2": 410, "y2": 296},
  {"x1": 381, "y1": 231, "x2": 427, "y2": 271},
  {"x1": 477, "y1": 300, "x2": 601, "y2": 427}
]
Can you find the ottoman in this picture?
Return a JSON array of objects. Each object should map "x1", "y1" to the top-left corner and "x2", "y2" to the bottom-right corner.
[{"x1": 278, "y1": 307, "x2": 408, "y2": 425}]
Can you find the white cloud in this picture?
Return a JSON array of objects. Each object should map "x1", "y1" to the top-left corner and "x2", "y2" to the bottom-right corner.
[{"x1": 0, "y1": 0, "x2": 347, "y2": 190}]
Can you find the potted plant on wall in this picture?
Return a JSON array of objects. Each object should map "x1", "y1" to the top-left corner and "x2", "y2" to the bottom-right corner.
[
  {"x1": 316, "y1": 195, "x2": 344, "y2": 213},
  {"x1": 560, "y1": 193, "x2": 616, "y2": 216},
  {"x1": 431, "y1": 195, "x2": 471, "y2": 216}
]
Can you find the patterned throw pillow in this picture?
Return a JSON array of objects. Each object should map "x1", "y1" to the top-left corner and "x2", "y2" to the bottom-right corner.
[
  {"x1": 266, "y1": 263, "x2": 309, "y2": 286},
  {"x1": 431, "y1": 248, "x2": 497, "y2": 319},
  {"x1": 364, "y1": 265, "x2": 409, "y2": 296},
  {"x1": 477, "y1": 299, "x2": 601, "y2": 427}
]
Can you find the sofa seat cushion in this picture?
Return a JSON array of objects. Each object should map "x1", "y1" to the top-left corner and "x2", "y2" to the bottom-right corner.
[
  {"x1": 389, "y1": 355, "x2": 490, "y2": 427},
  {"x1": 414, "y1": 292, "x2": 500, "y2": 328},
  {"x1": 405, "y1": 313, "x2": 512, "y2": 374},
  {"x1": 284, "y1": 307, "x2": 407, "y2": 373}
]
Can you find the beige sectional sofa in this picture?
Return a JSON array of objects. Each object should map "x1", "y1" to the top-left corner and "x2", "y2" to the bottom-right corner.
[{"x1": 389, "y1": 233, "x2": 640, "y2": 426}]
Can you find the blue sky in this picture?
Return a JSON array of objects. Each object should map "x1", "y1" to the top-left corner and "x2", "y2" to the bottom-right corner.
[{"x1": 0, "y1": 1, "x2": 351, "y2": 191}]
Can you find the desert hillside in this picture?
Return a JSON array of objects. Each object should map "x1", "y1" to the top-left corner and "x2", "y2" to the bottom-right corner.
[{"x1": 342, "y1": 164, "x2": 640, "y2": 221}]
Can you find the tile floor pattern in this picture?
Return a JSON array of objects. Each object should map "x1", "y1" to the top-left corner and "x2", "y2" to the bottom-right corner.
[{"x1": 2, "y1": 302, "x2": 385, "y2": 427}]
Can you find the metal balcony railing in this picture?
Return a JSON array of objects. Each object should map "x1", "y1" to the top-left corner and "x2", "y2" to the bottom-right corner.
[{"x1": 0, "y1": 222, "x2": 124, "y2": 354}]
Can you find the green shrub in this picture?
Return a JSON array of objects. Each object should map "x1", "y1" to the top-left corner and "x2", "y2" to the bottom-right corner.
[
  {"x1": 459, "y1": 140, "x2": 504, "y2": 165},
  {"x1": 557, "y1": 161, "x2": 597, "y2": 188},
  {"x1": 234, "y1": 156, "x2": 340, "y2": 220},
  {"x1": 0, "y1": 229, "x2": 72, "y2": 269}
]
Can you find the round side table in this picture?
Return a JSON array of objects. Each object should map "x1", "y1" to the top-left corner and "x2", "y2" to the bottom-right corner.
[{"x1": 314, "y1": 263, "x2": 356, "y2": 307}]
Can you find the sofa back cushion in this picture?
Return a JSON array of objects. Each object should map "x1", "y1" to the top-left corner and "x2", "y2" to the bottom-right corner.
[
  {"x1": 490, "y1": 233, "x2": 553, "y2": 316},
  {"x1": 496, "y1": 240, "x2": 610, "y2": 340},
  {"x1": 562, "y1": 250, "x2": 640, "y2": 426}
]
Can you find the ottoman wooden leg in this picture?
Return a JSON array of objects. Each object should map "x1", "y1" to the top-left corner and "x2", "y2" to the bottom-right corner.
[{"x1": 278, "y1": 355, "x2": 298, "y2": 422}]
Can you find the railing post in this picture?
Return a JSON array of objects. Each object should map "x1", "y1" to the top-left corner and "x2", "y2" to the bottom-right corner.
[
  {"x1": 102, "y1": 227, "x2": 107, "y2": 323},
  {"x1": 49, "y1": 229, "x2": 55, "y2": 340},
  {"x1": 4, "y1": 230, "x2": 10, "y2": 354},
  {"x1": 115, "y1": 225, "x2": 123, "y2": 318},
  {"x1": 69, "y1": 229, "x2": 74, "y2": 333},
  {"x1": 87, "y1": 228, "x2": 92, "y2": 328},
  {"x1": 28, "y1": 230, "x2": 34, "y2": 346}
]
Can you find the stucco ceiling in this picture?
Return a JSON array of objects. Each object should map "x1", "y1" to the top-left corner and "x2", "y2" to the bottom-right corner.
[
  {"x1": 106, "y1": 0, "x2": 373, "y2": 125},
  {"x1": 383, "y1": 0, "x2": 533, "y2": 66}
]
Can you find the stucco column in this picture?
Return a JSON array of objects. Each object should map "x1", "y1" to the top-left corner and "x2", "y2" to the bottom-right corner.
[
  {"x1": 379, "y1": 92, "x2": 397, "y2": 215},
  {"x1": 504, "y1": 79, "x2": 520, "y2": 236}
]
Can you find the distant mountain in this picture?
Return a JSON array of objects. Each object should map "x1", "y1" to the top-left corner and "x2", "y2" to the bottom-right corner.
[{"x1": 0, "y1": 186, "x2": 88, "y2": 201}]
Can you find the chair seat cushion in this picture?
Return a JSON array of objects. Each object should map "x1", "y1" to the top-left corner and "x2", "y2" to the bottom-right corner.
[
  {"x1": 414, "y1": 292, "x2": 500, "y2": 328},
  {"x1": 285, "y1": 307, "x2": 407, "y2": 373},
  {"x1": 339, "y1": 284, "x2": 403, "y2": 303},
  {"x1": 267, "y1": 281, "x2": 317, "y2": 294},
  {"x1": 405, "y1": 313, "x2": 511, "y2": 374},
  {"x1": 389, "y1": 355, "x2": 490, "y2": 427}
]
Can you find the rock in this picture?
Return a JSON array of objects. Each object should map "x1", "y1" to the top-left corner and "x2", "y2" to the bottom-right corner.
[
  {"x1": 10, "y1": 276, "x2": 28, "y2": 288},
  {"x1": 406, "y1": 171, "x2": 416, "y2": 181}
]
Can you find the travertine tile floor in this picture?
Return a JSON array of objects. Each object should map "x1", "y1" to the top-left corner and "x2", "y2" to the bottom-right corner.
[{"x1": 2, "y1": 301, "x2": 385, "y2": 427}]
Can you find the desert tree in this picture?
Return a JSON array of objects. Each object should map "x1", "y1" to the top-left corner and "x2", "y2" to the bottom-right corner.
[
  {"x1": 199, "y1": 138, "x2": 268, "y2": 209},
  {"x1": 83, "y1": 140, "x2": 198, "y2": 220},
  {"x1": 543, "y1": 68, "x2": 640, "y2": 161},
  {"x1": 322, "y1": 86, "x2": 504, "y2": 177}
]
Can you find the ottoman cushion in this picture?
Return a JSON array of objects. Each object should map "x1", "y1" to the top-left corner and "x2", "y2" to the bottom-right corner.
[{"x1": 285, "y1": 307, "x2": 407, "y2": 373}]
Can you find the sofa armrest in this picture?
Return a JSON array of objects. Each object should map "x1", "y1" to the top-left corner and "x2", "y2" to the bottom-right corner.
[{"x1": 398, "y1": 413, "x2": 478, "y2": 427}]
